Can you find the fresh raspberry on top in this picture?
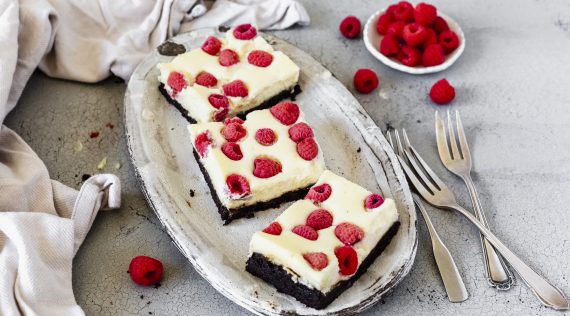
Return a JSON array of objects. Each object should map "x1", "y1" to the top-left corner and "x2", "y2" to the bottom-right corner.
[
  {"x1": 219, "y1": 49, "x2": 240, "y2": 67},
  {"x1": 195, "y1": 131, "x2": 213, "y2": 158},
  {"x1": 433, "y1": 16, "x2": 449, "y2": 34},
  {"x1": 339, "y1": 16, "x2": 361, "y2": 39},
  {"x1": 208, "y1": 94, "x2": 229, "y2": 109},
  {"x1": 335, "y1": 246, "x2": 358, "y2": 275},
  {"x1": 429, "y1": 79, "x2": 455, "y2": 105},
  {"x1": 402, "y1": 23, "x2": 427, "y2": 47},
  {"x1": 365, "y1": 193, "x2": 385, "y2": 209},
  {"x1": 414, "y1": 3, "x2": 437, "y2": 26},
  {"x1": 226, "y1": 174, "x2": 251, "y2": 198},
  {"x1": 222, "y1": 122, "x2": 247, "y2": 142},
  {"x1": 270, "y1": 102, "x2": 300, "y2": 125},
  {"x1": 129, "y1": 256, "x2": 164, "y2": 286},
  {"x1": 224, "y1": 117, "x2": 244, "y2": 125},
  {"x1": 167, "y1": 72, "x2": 187, "y2": 98},
  {"x1": 233, "y1": 24, "x2": 257, "y2": 40},
  {"x1": 202, "y1": 36, "x2": 222, "y2": 55},
  {"x1": 221, "y1": 142, "x2": 243, "y2": 161},
  {"x1": 386, "y1": 21, "x2": 406, "y2": 39},
  {"x1": 195, "y1": 72, "x2": 218, "y2": 87},
  {"x1": 296, "y1": 137, "x2": 319, "y2": 160},
  {"x1": 334, "y1": 222, "x2": 364, "y2": 246},
  {"x1": 397, "y1": 46, "x2": 422, "y2": 67},
  {"x1": 292, "y1": 225, "x2": 318, "y2": 241},
  {"x1": 253, "y1": 157, "x2": 282, "y2": 178},
  {"x1": 306, "y1": 209, "x2": 333, "y2": 230},
  {"x1": 305, "y1": 183, "x2": 332, "y2": 203},
  {"x1": 376, "y1": 13, "x2": 394, "y2": 35},
  {"x1": 422, "y1": 44, "x2": 445, "y2": 67},
  {"x1": 423, "y1": 28, "x2": 438, "y2": 47},
  {"x1": 255, "y1": 128, "x2": 276, "y2": 146},
  {"x1": 392, "y1": 1, "x2": 414, "y2": 22},
  {"x1": 288, "y1": 122, "x2": 314, "y2": 143},
  {"x1": 438, "y1": 30, "x2": 460, "y2": 54},
  {"x1": 380, "y1": 34, "x2": 401, "y2": 57},
  {"x1": 247, "y1": 50, "x2": 273, "y2": 67},
  {"x1": 223, "y1": 80, "x2": 249, "y2": 97},
  {"x1": 263, "y1": 222, "x2": 282, "y2": 235},
  {"x1": 303, "y1": 252, "x2": 329, "y2": 271},
  {"x1": 353, "y1": 69, "x2": 379, "y2": 94}
]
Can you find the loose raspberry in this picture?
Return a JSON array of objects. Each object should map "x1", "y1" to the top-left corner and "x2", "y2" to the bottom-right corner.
[
  {"x1": 221, "y1": 142, "x2": 243, "y2": 160},
  {"x1": 386, "y1": 21, "x2": 406, "y2": 39},
  {"x1": 195, "y1": 72, "x2": 218, "y2": 87},
  {"x1": 223, "y1": 80, "x2": 248, "y2": 97},
  {"x1": 222, "y1": 122, "x2": 247, "y2": 142},
  {"x1": 380, "y1": 34, "x2": 400, "y2": 57},
  {"x1": 296, "y1": 137, "x2": 319, "y2": 160},
  {"x1": 292, "y1": 225, "x2": 318, "y2": 241},
  {"x1": 397, "y1": 46, "x2": 422, "y2": 67},
  {"x1": 335, "y1": 222, "x2": 364, "y2": 246},
  {"x1": 433, "y1": 16, "x2": 449, "y2": 34},
  {"x1": 303, "y1": 252, "x2": 329, "y2": 271},
  {"x1": 339, "y1": 16, "x2": 361, "y2": 39},
  {"x1": 167, "y1": 72, "x2": 187, "y2": 98},
  {"x1": 335, "y1": 246, "x2": 358, "y2": 276},
  {"x1": 422, "y1": 44, "x2": 445, "y2": 67},
  {"x1": 233, "y1": 24, "x2": 257, "y2": 40},
  {"x1": 255, "y1": 128, "x2": 276, "y2": 146},
  {"x1": 129, "y1": 256, "x2": 163, "y2": 286},
  {"x1": 213, "y1": 108, "x2": 229, "y2": 122},
  {"x1": 353, "y1": 69, "x2": 379, "y2": 94},
  {"x1": 365, "y1": 193, "x2": 385, "y2": 209},
  {"x1": 263, "y1": 222, "x2": 282, "y2": 235},
  {"x1": 288, "y1": 122, "x2": 314, "y2": 143},
  {"x1": 219, "y1": 49, "x2": 240, "y2": 67},
  {"x1": 402, "y1": 23, "x2": 427, "y2": 47},
  {"x1": 270, "y1": 102, "x2": 300, "y2": 125},
  {"x1": 429, "y1": 79, "x2": 455, "y2": 105},
  {"x1": 194, "y1": 131, "x2": 213, "y2": 157},
  {"x1": 253, "y1": 157, "x2": 282, "y2": 178},
  {"x1": 306, "y1": 209, "x2": 333, "y2": 230},
  {"x1": 392, "y1": 1, "x2": 414, "y2": 22},
  {"x1": 224, "y1": 117, "x2": 244, "y2": 125},
  {"x1": 376, "y1": 13, "x2": 394, "y2": 35},
  {"x1": 226, "y1": 174, "x2": 251, "y2": 198},
  {"x1": 202, "y1": 36, "x2": 222, "y2": 55},
  {"x1": 305, "y1": 183, "x2": 332, "y2": 203},
  {"x1": 247, "y1": 50, "x2": 273, "y2": 67},
  {"x1": 423, "y1": 28, "x2": 438, "y2": 47},
  {"x1": 208, "y1": 94, "x2": 229, "y2": 109},
  {"x1": 386, "y1": 4, "x2": 398, "y2": 19},
  {"x1": 414, "y1": 3, "x2": 437, "y2": 26},
  {"x1": 438, "y1": 30, "x2": 460, "y2": 54}
]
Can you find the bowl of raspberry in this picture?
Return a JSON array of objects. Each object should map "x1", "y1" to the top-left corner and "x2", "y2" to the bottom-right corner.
[{"x1": 363, "y1": 1, "x2": 465, "y2": 74}]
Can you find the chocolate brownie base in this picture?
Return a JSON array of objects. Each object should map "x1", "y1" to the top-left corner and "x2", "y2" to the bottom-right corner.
[
  {"x1": 158, "y1": 83, "x2": 301, "y2": 124},
  {"x1": 192, "y1": 150, "x2": 312, "y2": 225},
  {"x1": 245, "y1": 221, "x2": 401, "y2": 309}
]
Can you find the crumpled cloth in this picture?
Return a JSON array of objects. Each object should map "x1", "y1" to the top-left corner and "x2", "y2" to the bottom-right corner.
[{"x1": 0, "y1": 0, "x2": 309, "y2": 315}]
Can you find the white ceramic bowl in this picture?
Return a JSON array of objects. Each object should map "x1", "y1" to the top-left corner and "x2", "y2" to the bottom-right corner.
[{"x1": 363, "y1": 9, "x2": 465, "y2": 74}]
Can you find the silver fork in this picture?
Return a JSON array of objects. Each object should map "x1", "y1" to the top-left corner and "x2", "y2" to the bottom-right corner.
[
  {"x1": 387, "y1": 130, "x2": 468, "y2": 303},
  {"x1": 435, "y1": 111, "x2": 514, "y2": 290},
  {"x1": 395, "y1": 129, "x2": 569, "y2": 310}
]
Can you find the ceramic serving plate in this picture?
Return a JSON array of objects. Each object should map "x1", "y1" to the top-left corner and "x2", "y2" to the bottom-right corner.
[{"x1": 124, "y1": 28, "x2": 417, "y2": 315}]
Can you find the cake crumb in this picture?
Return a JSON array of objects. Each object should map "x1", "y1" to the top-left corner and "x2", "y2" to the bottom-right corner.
[{"x1": 189, "y1": 190, "x2": 195, "y2": 197}]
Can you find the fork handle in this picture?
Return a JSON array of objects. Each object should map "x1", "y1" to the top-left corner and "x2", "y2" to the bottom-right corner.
[{"x1": 451, "y1": 204, "x2": 569, "y2": 310}]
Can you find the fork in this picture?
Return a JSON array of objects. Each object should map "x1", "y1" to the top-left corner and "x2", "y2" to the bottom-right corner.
[
  {"x1": 387, "y1": 130, "x2": 468, "y2": 303},
  {"x1": 435, "y1": 110, "x2": 514, "y2": 290},
  {"x1": 394, "y1": 128, "x2": 569, "y2": 310}
]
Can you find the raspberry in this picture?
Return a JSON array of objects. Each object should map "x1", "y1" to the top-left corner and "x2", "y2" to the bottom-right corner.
[
  {"x1": 247, "y1": 50, "x2": 273, "y2": 67},
  {"x1": 221, "y1": 142, "x2": 243, "y2": 160},
  {"x1": 292, "y1": 225, "x2": 318, "y2": 240},
  {"x1": 202, "y1": 36, "x2": 222, "y2": 55},
  {"x1": 223, "y1": 80, "x2": 248, "y2": 97},
  {"x1": 233, "y1": 24, "x2": 257, "y2": 40},
  {"x1": 219, "y1": 49, "x2": 240, "y2": 67},
  {"x1": 296, "y1": 137, "x2": 319, "y2": 160},
  {"x1": 353, "y1": 69, "x2": 379, "y2": 94},
  {"x1": 226, "y1": 174, "x2": 251, "y2": 198},
  {"x1": 195, "y1": 72, "x2": 218, "y2": 87},
  {"x1": 397, "y1": 46, "x2": 422, "y2": 67},
  {"x1": 253, "y1": 157, "x2": 282, "y2": 178},
  {"x1": 262, "y1": 222, "x2": 282, "y2": 235},
  {"x1": 208, "y1": 94, "x2": 229, "y2": 109},
  {"x1": 167, "y1": 72, "x2": 187, "y2": 98},
  {"x1": 423, "y1": 28, "x2": 438, "y2": 47},
  {"x1": 392, "y1": 1, "x2": 414, "y2": 22},
  {"x1": 365, "y1": 193, "x2": 385, "y2": 209},
  {"x1": 270, "y1": 102, "x2": 300, "y2": 125},
  {"x1": 335, "y1": 246, "x2": 358, "y2": 276},
  {"x1": 288, "y1": 122, "x2": 314, "y2": 143},
  {"x1": 429, "y1": 79, "x2": 455, "y2": 105},
  {"x1": 255, "y1": 128, "x2": 276, "y2": 146},
  {"x1": 433, "y1": 16, "x2": 449, "y2": 34},
  {"x1": 438, "y1": 30, "x2": 460, "y2": 54},
  {"x1": 334, "y1": 222, "x2": 364, "y2": 246},
  {"x1": 422, "y1": 44, "x2": 445, "y2": 67},
  {"x1": 224, "y1": 117, "x2": 244, "y2": 125},
  {"x1": 386, "y1": 4, "x2": 398, "y2": 19},
  {"x1": 306, "y1": 209, "x2": 333, "y2": 230},
  {"x1": 222, "y1": 122, "x2": 247, "y2": 142},
  {"x1": 376, "y1": 13, "x2": 394, "y2": 35},
  {"x1": 305, "y1": 183, "x2": 332, "y2": 203},
  {"x1": 386, "y1": 21, "x2": 406, "y2": 39},
  {"x1": 303, "y1": 252, "x2": 329, "y2": 271},
  {"x1": 213, "y1": 108, "x2": 229, "y2": 122},
  {"x1": 402, "y1": 23, "x2": 427, "y2": 47},
  {"x1": 414, "y1": 3, "x2": 437, "y2": 26},
  {"x1": 194, "y1": 131, "x2": 213, "y2": 158},
  {"x1": 339, "y1": 16, "x2": 361, "y2": 39},
  {"x1": 129, "y1": 256, "x2": 163, "y2": 286},
  {"x1": 380, "y1": 34, "x2": 400, "y2": 57}
]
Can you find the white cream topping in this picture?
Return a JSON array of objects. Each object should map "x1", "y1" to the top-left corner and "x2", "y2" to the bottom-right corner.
[{"x1": 249, "y1": 170, "x2": 399, "y2": 293}]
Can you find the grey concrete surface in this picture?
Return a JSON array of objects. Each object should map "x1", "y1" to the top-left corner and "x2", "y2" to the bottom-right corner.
[{"x1": 4, "y1": 0, "x2": 570, "y2": 315}]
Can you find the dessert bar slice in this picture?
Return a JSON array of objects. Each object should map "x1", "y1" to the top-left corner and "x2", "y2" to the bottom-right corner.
[
  {"x1": 187, "y1": 102, "x2": 325, "y2": 224},
  {"x1": 157, "y1": 24, "x2": 300, "y2": 123},
  {"x1": 246, "y1": 170, "x2": 400, "y2": 309}
]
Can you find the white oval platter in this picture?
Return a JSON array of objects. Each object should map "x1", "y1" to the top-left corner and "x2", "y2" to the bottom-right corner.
[{"x1": 124, "y1": 28, "x2": 417, "y2": 315}]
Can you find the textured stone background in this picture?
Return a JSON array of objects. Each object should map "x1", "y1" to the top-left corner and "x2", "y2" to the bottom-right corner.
[{"x1": 4, "y1": 0, "x2": 570, "y2": 315}]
